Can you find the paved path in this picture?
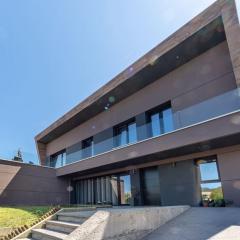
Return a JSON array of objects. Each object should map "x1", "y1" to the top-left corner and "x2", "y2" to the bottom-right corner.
[{"x1": 143, "y1": 207, "x2": 240, "y2": 240}]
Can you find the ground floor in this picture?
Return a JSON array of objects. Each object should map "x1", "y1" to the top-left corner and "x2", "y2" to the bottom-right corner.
[{"x1": 70, "y1": 145, "x2": 240, "y2": 207}]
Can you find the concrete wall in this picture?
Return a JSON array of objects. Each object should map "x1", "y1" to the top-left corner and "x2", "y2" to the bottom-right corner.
[
  {"x1": 158, "y1": 160, "x2": 201, "y2": 206},
  {"x1": 46, "y1": 41, "x2": 236, "y2": 157},
  {"x1": 66, "y1": 206, "x2": 190, "y2": 240},
  {"x1": 0, "y1": 159, "x2": 69, "y2": 205},
  {"x1": 218, "y1": 149, "x2": 240, "y2": 206}
]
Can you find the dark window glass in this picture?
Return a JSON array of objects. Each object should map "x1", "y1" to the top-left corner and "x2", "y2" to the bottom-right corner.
[
  {"x1": 149, "y1": 106, "x2": 174, "y2": 137},
  {"x1": 114, "y1": 120, "x2": 137, "y2": 147},
  {"x1": 82, "y1": 137, "x2": 94, "y2": 158},
  {"x1": 50, "y1": 151, "x2": 66, "y2": 168}
]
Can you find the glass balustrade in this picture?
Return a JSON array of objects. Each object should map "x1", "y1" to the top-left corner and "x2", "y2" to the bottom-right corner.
[{"x1": 50, "y1": 88, "x2": 240, "y2": 168}]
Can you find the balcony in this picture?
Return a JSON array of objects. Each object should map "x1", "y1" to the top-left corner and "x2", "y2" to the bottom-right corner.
[{"x1": 53, "y1": 87, "x2": 240, "y2": 174}]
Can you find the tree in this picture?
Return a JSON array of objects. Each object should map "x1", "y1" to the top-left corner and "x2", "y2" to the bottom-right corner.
[
  {"x1": 210, "y1": 187, "x2": 223, "y2": 200},
  {"x1": 13, "y1": 149, "x2": 23, "y2": 162}
]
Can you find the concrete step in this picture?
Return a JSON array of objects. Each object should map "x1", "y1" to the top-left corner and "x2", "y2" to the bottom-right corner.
[
  {"x1": 57, "y1": 211, "x2": 95, "y2": 224},
  {"x1": 57, "y1": 210, "x2": 95, "y2": 218},
  {"x1": 31, "y1": 228, "x2": 67, "y2": 240},
  {"x1": 46, "y1": 220, "x2": 80, "y2": 233},
  {"x1": 57, "y1": 215, "x2": 86, "y2": 224}
]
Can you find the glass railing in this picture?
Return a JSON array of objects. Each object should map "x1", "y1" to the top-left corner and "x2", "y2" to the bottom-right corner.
[{"x1": 51, "y1": 88, "x2": 240, "y2": 168}]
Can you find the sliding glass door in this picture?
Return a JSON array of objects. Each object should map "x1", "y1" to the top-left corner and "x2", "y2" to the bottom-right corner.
[{"x1": 74, "y1": 172, "x2": 132, "y2": 206}]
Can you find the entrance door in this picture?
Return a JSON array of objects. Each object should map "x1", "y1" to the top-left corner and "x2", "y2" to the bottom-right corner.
[{"x1": 141, "y1": 167, "x2": 161, "y2": 205}]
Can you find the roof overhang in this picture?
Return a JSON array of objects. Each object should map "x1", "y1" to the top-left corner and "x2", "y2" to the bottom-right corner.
[
  {"x1": 36, "y1": 17, "x2": 226, "y2": 144},
  {"x1": 35, "y1": 0, "x2": 240, "y2": 165}
]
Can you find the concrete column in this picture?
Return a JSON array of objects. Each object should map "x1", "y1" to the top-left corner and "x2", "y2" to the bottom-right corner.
[{"x1": 130, "y1": 169, "x2": 143, "y2": 206}]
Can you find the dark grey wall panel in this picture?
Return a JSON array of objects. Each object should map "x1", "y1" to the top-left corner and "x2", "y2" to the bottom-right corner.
[
  {"x1": 0, "y1": 159, "x2": 69, "y2": 206},
  {"x1": 158, "y1": 160, "x2": 201, "y2": 206},
  {"x1": 130, "y1": 169, "x2": 143, "y2": 206}
]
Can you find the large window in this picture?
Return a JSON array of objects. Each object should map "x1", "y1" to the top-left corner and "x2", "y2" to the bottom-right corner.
[
  {"x1": 50, "y1": 151, "x2": 66, "y2": 168},
  {"x1": 82, "y1": 137, "x2": 94, "y2": 158},
  {"x1": 74, "y1": 172, "x2": 131, "y2": 206},
  {"x1": 114, "y1": 119, "x2": 137, "y2": 147},
  {"x1": 148, "y1": 105, "x2": 174, "y2": 137},
  {"x1": 196, "y1": 157, "x2": 223, "y2": 203}
]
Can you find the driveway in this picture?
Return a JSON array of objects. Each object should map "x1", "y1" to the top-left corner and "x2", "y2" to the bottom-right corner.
[{"x1": 143, "y1": 207, "x2": 240, "y2": 240}]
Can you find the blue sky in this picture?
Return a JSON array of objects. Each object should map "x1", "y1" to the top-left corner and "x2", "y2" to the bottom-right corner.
[{"x1": 0, "y1": 0, "x2": 219, "y2": 164}]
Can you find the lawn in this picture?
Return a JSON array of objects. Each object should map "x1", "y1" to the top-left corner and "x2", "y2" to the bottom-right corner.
[{"x1": 0, "y1": 206, "x2": 51, "y2": 228}]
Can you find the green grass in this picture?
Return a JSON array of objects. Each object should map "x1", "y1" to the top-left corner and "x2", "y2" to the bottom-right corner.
[{"x1": 0, "y1": 206, "x2": 51, "y2": 228}]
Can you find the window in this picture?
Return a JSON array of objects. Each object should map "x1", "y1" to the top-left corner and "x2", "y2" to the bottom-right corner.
[
  {"x1": 148, "y1": 105, "x2": 174, "y2": 137},
  {"x1": 114, "y1": 119, "x2": 137, "y2": 147},
  {"x1": 82, "y1": 137, "x2": 94, "y2": 158},
  {"x1": 196, "y1": 157, "x2": 223, "y2": 202},
  {"x1": 50, "y1": 151, "x2": 66, "y2": 168}
]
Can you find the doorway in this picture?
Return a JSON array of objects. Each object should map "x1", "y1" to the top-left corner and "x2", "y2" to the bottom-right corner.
[
  {"x1": 196, "y1": 157, "x2": 224, "y2": 206},
  {"x1": 118, "y1": 174, "x2": 131, "y2": 205}
]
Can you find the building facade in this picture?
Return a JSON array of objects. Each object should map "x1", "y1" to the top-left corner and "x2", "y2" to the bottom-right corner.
[{"x1": 35, "y1": 0, "x2": 240, "y2": 207}]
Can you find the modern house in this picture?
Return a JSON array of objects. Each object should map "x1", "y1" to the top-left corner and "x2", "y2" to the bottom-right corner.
[{"x1": 33, "y1": 0, "x2": 240, "y2": 207}]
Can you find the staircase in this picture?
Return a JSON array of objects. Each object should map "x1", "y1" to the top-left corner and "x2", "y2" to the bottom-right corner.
[{"x1": 18, "y1": 210, "x2": 96, "y2": 240}]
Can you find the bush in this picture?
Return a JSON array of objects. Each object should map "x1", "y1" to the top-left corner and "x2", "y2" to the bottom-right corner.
[{"x1": 210, "y1": 187, "x2": 223, "y2": 200}]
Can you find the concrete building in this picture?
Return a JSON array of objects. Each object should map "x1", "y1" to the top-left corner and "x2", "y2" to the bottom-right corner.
[
  {"x1": 35, "y1": 0, "x2": 240, "y2": 207},
  {"x1": 1, "y1": 0, "x2": 239, "y2": 207}
]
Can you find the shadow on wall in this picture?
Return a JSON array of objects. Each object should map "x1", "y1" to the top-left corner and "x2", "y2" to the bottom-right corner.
[{"x1": 0, "y1": 159, "x2": 69, "y2": 206}]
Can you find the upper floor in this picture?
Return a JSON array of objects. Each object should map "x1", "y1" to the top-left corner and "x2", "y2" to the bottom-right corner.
[{"x1": 35, "y1": 0, "x2": 240, "y2": 173}]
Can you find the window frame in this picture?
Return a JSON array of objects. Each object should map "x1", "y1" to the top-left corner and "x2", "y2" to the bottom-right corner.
[
  {"x1": 195, "y1": 156, "x2": 221, "y2": 184},
  {"x1": 50, "y1": 149, "x2": 66, "y2": 168},
  {"x1": 146, "y1": 102, "x2": 173, "y2": 137},
  {"x1": 113, "y1": 118, "x2": 137, "y2": 147},
  {"x1": 82, "y1": 136, "x2": 94, "y2": 157}
]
